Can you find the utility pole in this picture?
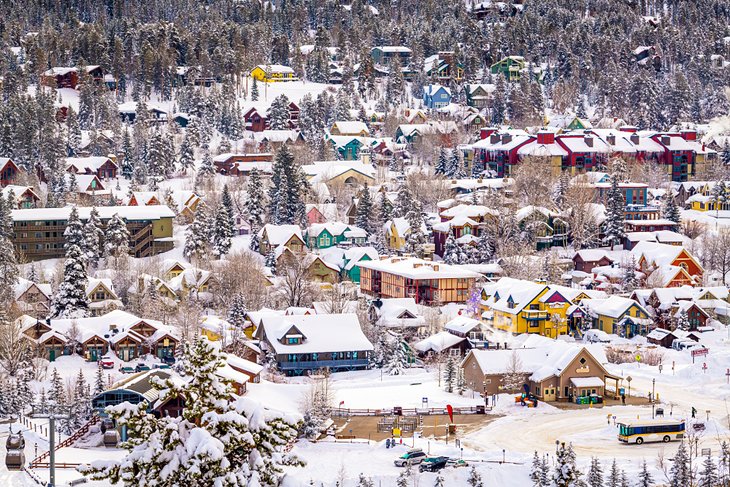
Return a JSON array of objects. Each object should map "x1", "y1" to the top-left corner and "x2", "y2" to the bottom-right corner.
[
  {"x1": 49, "y1": 415, "x2": 55, "y2": 487},
  {"x1": 651, "y1": 378, "x2": 656, "y2": 419}
]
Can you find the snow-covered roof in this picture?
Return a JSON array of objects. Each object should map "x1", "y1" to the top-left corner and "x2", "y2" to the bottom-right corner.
[
  {"x1": 332, "y1": 121, "x2": 370, "y2": 135},
  {"x1": 359, "y1": 257, "x2": 482, "y2": 280},
  {"x1": 11, "y1": 205, "x2": 175, "y2": 222},
  {"x1": 557, "y1": 134, "x2": 611, "y2": 154},
  {"x1": 307, "y1": 222, "x2": 351, "y2": 238},
  {"x1": 255, "y1": 64, "x2": 294, "y2": 74},
  {"x1": 261, "y1": 313, "x2": 373, "y2": 354},
  {"x1": 65, "y1": 156, "x2": 117, "y2": 173},
  {"x1": 372, "y1": 297, "x2": 426, "y2": 328},
  {"x1": 517, "y1": 141, "x2": 569, "y2": 157},
  {"x1": 414, "y1": 331, "x2": 465, "y2": 354},
  {"x1": 444, "y1": 316, "x2": 482, "y2": 335},
  {"x1": 301, "y1": 161, "x2": 376, "y2": 183},
  {"x1": 440, "y1": 204, "x2": 499, "y2": 220},
  {"x1": 373, "y1": 46, "x2": 412, "y2": 54},
  {"x1": 259, "y1": 224, "x2": 303, "y2": 246},
  {"x1": 581, "y1": 296, "x2": 645, "y2": 319}
]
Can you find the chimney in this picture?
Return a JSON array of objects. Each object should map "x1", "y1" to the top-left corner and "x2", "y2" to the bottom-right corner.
[
  {"x1": 606, "y1": 134, "x2": 616, "y2": 145},
  {"x1": 630, "y1": 133, "x2": 640, "y2": 145},
  {"x1": 680, "y1": 130, "x2": 697, "y2": 141},
  {"x1": 481, "y1": 127, "x2": 497, "y2": 139},
  {"x1": 619, "y1": 125, "x2": 637, "y2": 133},
  {"x1": 584, "y1": 135, "x2": 594, "y2": 148},
  {"x1": 490, "y1": 134, "x2": 500, "y2": 144},
  {"x1": 501, "y1": 134, "x2": 512, "y2": 144},
  {"x1": 537, "y1": 131, "x2": 555, "y2": 144},
  {"x1": 661, "y1": 135, "x2": 671, "y2": 146},
  {"x1": 432, "y1": 264, "x2": 440, "y2": 271}
]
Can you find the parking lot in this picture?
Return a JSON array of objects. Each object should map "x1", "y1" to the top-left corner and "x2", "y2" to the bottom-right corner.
[{"x1": 332, "y1": 413, "x2": 498, "y2": 441}]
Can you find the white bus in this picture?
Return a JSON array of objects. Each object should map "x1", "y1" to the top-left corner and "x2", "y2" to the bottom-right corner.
[{"x1": 617, "y1": 419, "x2": 685, "y2": 444}]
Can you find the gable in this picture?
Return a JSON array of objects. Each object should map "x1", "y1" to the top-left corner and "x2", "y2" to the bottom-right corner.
[
  {"x1": 560, "y1": 349, "x2": 609, "y2": 379},
  {"x1": 545, "y1": 291, "x2": 569, "y2": 304}
]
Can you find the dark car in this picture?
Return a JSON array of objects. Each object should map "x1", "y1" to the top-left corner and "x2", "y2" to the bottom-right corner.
[
  {"x1": 134, "y1": 363, "x2": 151, "y2": 373},
  {"x1": 118, "y1": 366, "x2": 135, "y2": 374},
  {"x1": 160, "y1": 355, "x2": 176, "y2": 365},
  {"x1": 419, "y1": 456, "x2": 449, "y2": 472}
]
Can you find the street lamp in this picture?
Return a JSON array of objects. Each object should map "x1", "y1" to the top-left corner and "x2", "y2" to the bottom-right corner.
[{"x1": 651, "y1": 378, "x2": 656, "y2": 419}]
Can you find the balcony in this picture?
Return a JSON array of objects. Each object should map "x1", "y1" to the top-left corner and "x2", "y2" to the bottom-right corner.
[
  {"x1": 523, "y1": 310, "x2": 548, "y2": 321},
  {"x1": 278, "y1": 359, "x2": 369, "y2": 371}
]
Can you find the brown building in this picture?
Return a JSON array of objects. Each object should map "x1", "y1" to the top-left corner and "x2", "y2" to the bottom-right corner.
[
  {"x1": 11, "y1": 206, "x2": 175, "y2": 261},
  {"x1": 461, "y1": 345, "x2": 620, "y2": 402},
  {"x1": 212, "y1": 153, "x2": 274, "y2": 176},
  {"x1": 358, "y1": 257, "x2": 481, "y2": 305},
  {"x1": 573, "y1": 249, "x2": 614, "y2": 273}
]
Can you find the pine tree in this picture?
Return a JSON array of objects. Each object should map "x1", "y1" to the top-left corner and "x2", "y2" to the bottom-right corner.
[
  {"x1": 603, "y1": 173, "x2": 626, "y2": 250},
  {"x1": 212, "y1": 201, "x2": 234, "y2": 258},
  {"x1": 442, "y1": 231, "x2": 461, "y2": 264},
  {"x1": 83, "y1": 207, "x2": 104, "y2": 268},
  {"x1": 251, "y1": 77, "x2": 259, "y2": 101},
  {"x1": 120, "y1": 127, "x2": 134, "y2": 179},
  {"x1": 67, "y1": 107, "x2": 82, "y2": 155},
  {"x1": 64, "y1": 206, "x2": 85, "y2": 250},
  {"x1": 531, "y1": 451, "x2": 547, "y2": 487},
  {"x1": 356, "y1": 473, "x2": 374, "y2": 487},
  {"x1": 434, "y1": 474, "x2": 445, "y2": 487},
  {"x1": 94, "y1": 360, "x2": 105, "y2": 396},
  {"x1": 378, "y1": 192, "x2": 393, "y2": 225},
  {"x1": 467, "y1": 465, "x2": 483, "y2": 487},
  {"x1": 265, "y1": 249, "x2": 277, "y2": 274},
  {"x1": 244, "y1": 169, "x2": 266, "y2": 229},
  {"x1": 662, "y1": 194, "x2": 681, "y2": 225},
  {"x1": 196, "y1": 149, "x2": 215, "y2": 187},
  {"x1": 443, "y1": 356, "x2": 456, "y2": 393},
  {"x1": 104, "y1": 213, "x2": 131, "y2": 262},
  {"x1": 435, "y1": 148, "x2": 448, "y2": 175},
  {"x1": 268, "y1": 144, "x2": 305, "y2": 225},
  {"x1": 476, "y1": 233, "x2": 495, "y2": 264},
  {"x1": 587, "y1": 457, "x2": 604, "y2": 487},
  {"x1": 393, "y1": 185, "x2": 415, "y2": 219},
  {"x1": 553, "y1": 442, "x2": 581, "y2": 487},
  {"x1": 675, "y1": 308, "x2": 690, "y2": 331},
  {"x1": 621, "y1": 255, "x2": 638, "y2": 293},
  {"x1": 606, "y1": 459, "x2": 620, "y2": 487},
  {"x1": 178, "y1": 132, "x2": 195, "y2": 174},
  {"x1": 227, "y1": 293, "x2": 247, "y2": 329},
  {"x1": 50, "y1": 368, "x2": 66, "y2": 406},
  {"x1": 185, "y1": 202, "x2": 212, "y2": 262},
  {"x1": 0, "y1": 234, "x2": 19, "y2": 306},
  {"x1": 404, "y1": 200, "x2": 426, "y2": 256},
  {"x1": 700, "y1": 454, "x2": 718, "y2": 487},
  {"x1": 719, "y1": 441, "x2": 730, "y2": 487},
  {"x1": 386, "y1": 334, "x2": 409, "y2": 376},
  {"x1": 722, "y1": 140, "x2": 730, "y2": 167},
  {"x1": 637, "y1": 460, "x2": 653, "y2": 487},
  {"x1": 51, "y1": 243, "x2": 89, "y2": 318},
  {"x1": 268, "y1": 94, "x2": 291, "y2": 130},
  {"x1": 355, "y1": 184, "x2": 374, "y2": 236},
  {"x1": 81, "y1": 336, "x2": 304, "y2": 485},
  {"x1": 670, "y1": 441, "x2": 691, "y2": 487}
]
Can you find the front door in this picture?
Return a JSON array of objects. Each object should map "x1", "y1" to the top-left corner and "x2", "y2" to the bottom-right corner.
[
  {"x1": 544, "y1": 388, "x2": 556, "y2": 402},
  {"x1": 49, "y1": 349, "x2": 55, "y2": 362},
  {"x1": 90, "y1": 349, "x2": 98, "y2": 361}
]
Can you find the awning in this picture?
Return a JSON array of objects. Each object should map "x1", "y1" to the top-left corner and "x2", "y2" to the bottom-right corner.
[{"x1": 570, "y1": 377, "x2": 604, "y2": 388}]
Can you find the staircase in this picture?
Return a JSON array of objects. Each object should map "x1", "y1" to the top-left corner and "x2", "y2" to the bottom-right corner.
[{"x1": 29, "y1": 415, "x2": 100, "y2": 469}]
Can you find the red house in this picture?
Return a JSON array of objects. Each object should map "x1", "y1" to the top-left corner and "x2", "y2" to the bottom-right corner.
[
  {"x1": 244, "y1": 107, "x2": 268, "y2": 132},
  {"x1": 473, "y1": 132, "x2": 533, "y2": 177},
  {"x1": 212, "y1": 153, "x2": 274, "y2": 175},
  {"x1": 555, "y1": 133, "x2": 611, "y2": 173},
  {"x1": 0, "y1": 158, "x2": 20, "y2": 187},
  {"x1": 573, "y1": 249, "x2": 614, "y2": 273}
]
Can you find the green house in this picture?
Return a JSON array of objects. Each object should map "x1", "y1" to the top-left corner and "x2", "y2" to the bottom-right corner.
[
  {"x1": 328, "y1": 136, "x2": 364, "y2": 161},
  {"x1": 344, "y1": 248, "x2": 378, "y2": 283},
  {"x1": 306, "y1": 222, "x2": 351, "y2": 249},
  {"x1": 490, "y1": 56, "x2": 526, "y2": 82},
  {"x1": 566, "y1": 117, "x2": 592, "y2": 131}
]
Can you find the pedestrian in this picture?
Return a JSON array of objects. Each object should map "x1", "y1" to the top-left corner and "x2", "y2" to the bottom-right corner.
[
  {"x1": 691, "y1": 406, "x2": 696, "y2": 418},
  {"x1": 621, "y1": 393, "x2": 625, "y2": 405}
]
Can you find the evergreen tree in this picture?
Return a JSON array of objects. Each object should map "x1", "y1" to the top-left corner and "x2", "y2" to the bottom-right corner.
[
  {"x1": 443, "y1": 356, "x2": 456, "y2": 393},
  {"x1": 378, "y1": 192, "x2": 393, "y2": 225},
  {"x1": 467, "y1": 465, "x2": 483, "y2": 487},
  {"x1": 212, "y1": 201, "x2": 234, "y2": 258},
  {"x1": 104, "y1": 214, "x2": 131, "y2": 262},
  {"x1": 476, "y1": 233, "x2": 495, "y2": 264},
  {"x1": 553, "y1": 442, "x2": 582, "y2": 487},
  {"x1": 356, "y1": 473, "x2": 374, "y2": 487},
  {"x1": 719, "y1": 442, "x2": 730, "y2": 487},
  {"x1": 385, "y1": 333, "x2": 409, "y2": 375},
  {"x1": 603, "y1": 173, "x2": 626, "y2": 250},
  {"x1": 227, "y1": 293, "x2": 247, "y2": 329},
  {"x1": 50, "y1": 368, "x2": 66, "y2": 406},
  {"x1": 531, "y1": 451, "x2": 548, "y2": 487},
  {"x1": 699, "y1": 455, "x2": 718, "y2": 487},
  {"x1": 120, "y1": 127, "x2": 134, "y2": 179},
  {"x1": 392, "y1": 185, "x2": 415, "y2": 219},
  {"x1": 606, "y1": 459, "x2": 620, "y2": 487},
  {"x1": 184, "y1": 202, "x2": 213, "y2": 262},
  {"x1": 637, "y1": 460, "x2": 653, "y2": 487},
  {"x1": 722, "y1": 140, "x2": 730, "y2": 167},
  {"x1": 268, "y1": 144, "x2": 305, "y2": 226},
  {"x1": 662, "y1": 194, "x2": 681, "y2": 225},
  {"x1": 94, "y1": 360, "x2": 106, "y2": 396},
  {"x1": 66, "y1": 107, "x2": 82, "y2": 155},
  {"x1": 51, "y1": 243, "x2": 89, "y2": 318},
  {"x1": 0, "y1": 233, "x2": 19, "y2": 306},
  {"x1": 621, "y1": 255, "x2": 638, "y2": 293},
  {"x1": 196, "y1": 149, "x2": 216, "y2": 187},
  {"x1": 587, "y1": 457, "x2": 604, "y2": 487},
  {"x1": 178, "y1": 132, "x2": 195, "y2": 174},
  {"x1": 355, "y1": 184, "x2": 374, "y2": 236},
  {"x1": 434, "y1": 475, "x2": 445, "y2": 487},
  {"x1": 251, "y1": 77, "x2": 259, "y2": 101},
  {"x1": 385, "y1": 56, "x2": 405, "y2": 106},
  {"x1": 83, "y1": 207, "x2": 104, "y2": 268},
  {"x1": 268, "y1": 95, "x2": 291, "y2": 130},
  {"x1": 435, "y1": 148, "x2": 448, "y2": 175},
  {"x1": 670, "y1": 441, "x2": 691, "y2": 487},
  {"x1": 675, "y1": 309, "x2": 690, "y2": 331},
  {"x1": 442, "y1": 231, "x2": 461, "y2": 264},
  {"x1": 404, "y1": 200, "x2": 426, "y2": 256},
  {"x1": 244, "y1": 169, "x2": 266, "y2": 229},
  {"x1": 64, "y1": 206, "x2": 85, "y2": 250},
  {"x1": 81, "y1": 337, "x2": 303, "y2": 486},
  {"x1": 264, "y1": 249, "x2": 277, "y2": 274},
  {"x1": 492, "y1": 76, "x2": 507, "y2": 125}
]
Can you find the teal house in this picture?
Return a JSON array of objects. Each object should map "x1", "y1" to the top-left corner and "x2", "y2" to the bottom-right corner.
[
  {"x1": 344, "y1": 247, "x2": 378, "y2": 283},
  {"x1": 328, "y1": 136, "x2": 366, "y2": 161},
  {"x1": 306, "y1": 222, "x2": 352, "y2": 249}
]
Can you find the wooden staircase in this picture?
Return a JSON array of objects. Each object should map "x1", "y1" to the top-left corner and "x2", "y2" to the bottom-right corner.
[{"x1": 29, "y1": 415, "x2": 100, "y2": 469}]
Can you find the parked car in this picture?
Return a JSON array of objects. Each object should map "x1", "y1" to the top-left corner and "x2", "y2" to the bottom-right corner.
[
  {"x1": 161, "y1": 355, "x2": 175, "y2": 365},
  {"x1": 153, "y1": 363, "x2": 171, "y2": 369},
  {"x1": 135, "y1": 363, "x2": 151, "y2": 373},
  {"x1": 447, "y1": 458, "x2": 468, "y2": 468},
  {"x1": 119, "y1": 366, "x2": 135, "y2": 374},
  {"x1": 99, "y1": 356, "x2": 115, "y2": 369},
  {"x1": 419, "y1": 456, "x2": 449, "y2": 472},
  {"x1": 394, "y1": 449, "x2": 427, "y2": 467}
]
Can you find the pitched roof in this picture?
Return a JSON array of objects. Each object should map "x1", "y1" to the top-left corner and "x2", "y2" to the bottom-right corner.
[{"x1": 261, "y1": 313, "x2": 373, "y2": 354}]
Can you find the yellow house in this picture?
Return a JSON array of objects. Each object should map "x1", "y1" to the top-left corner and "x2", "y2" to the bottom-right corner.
[
  {"x1": 480, "y1": 278, "x2": 571, "y2": 337},
  {"x1": 330, "y1": 121, "x2": 370, "y2": 137},
  {"x1": 580, "y1": 296, "x2": 651, "y2": 338},
  {"x1": 306, "y1": 256, "x2": 340, "y2": 284},
  {"x1": 199, "y1": 316, "x2": 232, "y2": 342},
  {"x1": 162, "y1": 260, "x2": 188, "y2": 280},
  {"x1": 688, "y1": 183, "x2": 729, "y2": 212},
  {"x1": 384, "y1": 217, "x2": 428, "y2": 251},
  {"x1": 250, "y1": 64, "x2": 298, "y2": 82}
]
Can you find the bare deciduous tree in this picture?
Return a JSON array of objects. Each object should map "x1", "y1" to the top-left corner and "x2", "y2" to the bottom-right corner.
[
  {"x1": 0, "y1": 312, "x2": 32, "y2": 376},
  {"x1": 511, "y1": 156, "x2": 558, "y2": 207},
  {"x1": 275, "y1": 253, "x2": 320, "y2": 308}
]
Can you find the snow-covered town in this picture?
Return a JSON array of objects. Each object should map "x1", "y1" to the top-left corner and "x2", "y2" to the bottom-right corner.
[{"x1": 1, "y1": 1, "x2": 730, "y2": 486}]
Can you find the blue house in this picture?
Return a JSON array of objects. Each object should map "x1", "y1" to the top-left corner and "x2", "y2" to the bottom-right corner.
[{"x1": 423, "y1": 84, "x2": 452, "y2": 109}]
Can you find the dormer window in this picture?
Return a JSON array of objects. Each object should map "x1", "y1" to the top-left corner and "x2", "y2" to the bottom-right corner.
[
  {"x1": 507, "y1": 296, "x2": 515, "y2": 309},
  {"x1": 287, "y1": 337, "x2": 300, "y2": 344}
]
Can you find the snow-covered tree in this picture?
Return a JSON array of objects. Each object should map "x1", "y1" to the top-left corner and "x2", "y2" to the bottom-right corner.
[
  {"x1": 699, "y1": 454, "x2": 718, "y2": 487},
  {"x1": 81, "y1": 337, "x2": 304, "y2": 486},
  {"x1": 83, "y1": 207, "x2": 104, "y2": 268},
  {"x1": 587, "y1": 457, "x2": 603, "y2": 487},
  {"x1": 531, "y1": 451, "x2": 549, "y2": 487},
  {"x1": 552, "y1": 442, "x2": 582, "y2": 487},
  {"x1": 244, "y1": 169, "x2": 266, "y2": 229},
  {"x1": 662, "y1": 194, "x2": 681, "y2": 225},
  {"x1": 404, "y1": 200, "x2": 426, "y2": 256},
  {"x1": 51, "y1": 243, "x2": 90, "y2": 318},
  {"x1": 227, "y1": 293, "x2": 247, "y2": 329},
  {"x1": 435, "y1": 148, "x2": 448, "y2": 175},
  {"x1": 50, "y1": 368, "x2": 66, "y2": 406},
  {"x1": 212, "y1": 200, "x2": 234, "y2": 258},
  {"x1": 184, "y1": 202, "x2": 213, "y2": 262},
  {"x1": 104, "y1": 214, "x2": 131, "y2": 263},
  {"x1": 670, "y1": 441, "x2": 691, "y2": 487},
  {"x1": 603, "y1": 174, "x2": 626, "y2": 250},
  {"x1": 250, "y1": 77, "x2": 259, "y2": 101},
  {"x1": 621, "y1": 255, "x2": 638, "y2": 293},
  {"x1": 467, "y1": 465, "x2": 483, "y2": 487},
  {"x1": 64, "y1": 206, "x2": 85, "y2": 250},
  {"x1": 268, "y1": 144, "x2": 306, "y2": 226},
  {"x1": 355, "y1": 184, "x2": 374, "y2": 237},
  {"x1": 637, "y1": 460, "x2": 653, "y2": 487},
  {"x1": 476, "y1": 233, "x2": 495, "y2": 264},
  {"x1": 385, "y1": 334, "x2": 409, "y2": 375},
  {"x1": 268, "y1": 94, "x2": 291, "y2": 130},
  {"x1": 443, "y1": 356, "x2": 456, "y2": 393},
  {"x1": 442, "y1": 231, "x2": 461, "y2": 264},
  {"x1": 178, "y1": 132, "x2": 195, "y2": 174},
  {"x1": 606, "y1": 459, "x2": 621, "y2": 487},
  {"x1": 94, "y1": 360, "x2": 106, "y2": 396},
  {"x1": 675, "y1": 308, "x2": 690, "y2": 331},
  {"x1": 356, "y1": 473, "x2": 374, "y2": 487}
]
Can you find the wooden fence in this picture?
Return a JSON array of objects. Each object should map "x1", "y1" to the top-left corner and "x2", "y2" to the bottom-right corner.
[{"x1": 331, "y1": 405, "x2": 491, "y2": 417}]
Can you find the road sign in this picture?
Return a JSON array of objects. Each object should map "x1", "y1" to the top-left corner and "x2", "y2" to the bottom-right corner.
[
  {"x1": 635, "y1": 354, "x2": 641, "y2": 362},
  {"x1": 702, "y1": 448, "x2": 712, "y2": 456},
  {"x1": 692, "y1": 348, "x2": 709, "y2": 358}
]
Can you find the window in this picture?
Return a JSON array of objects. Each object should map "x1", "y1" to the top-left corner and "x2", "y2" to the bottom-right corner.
[{"x1": 579, "y1": 357, "x2": 587, "y2": 365}]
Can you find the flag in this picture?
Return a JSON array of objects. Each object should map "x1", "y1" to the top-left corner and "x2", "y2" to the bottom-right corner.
[
  {"x1": 339, "y1": 401, "x2": 345, "y2": 406},
  {"x1": 446, "y1": 404, "x2": 453, "y2": 423}
]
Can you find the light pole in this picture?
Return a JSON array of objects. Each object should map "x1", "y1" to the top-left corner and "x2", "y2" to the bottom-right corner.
[{"x1": 651, "y1": 378, "x2": 656, "y2": 419}]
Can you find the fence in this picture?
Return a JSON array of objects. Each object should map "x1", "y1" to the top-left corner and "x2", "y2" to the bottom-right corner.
[
  {"x1": 332, "y1": 405, "x2": 491, "y2": 417},
  {"x1": 29, "y1": 415, "x2": 99, "y2": 469}
]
